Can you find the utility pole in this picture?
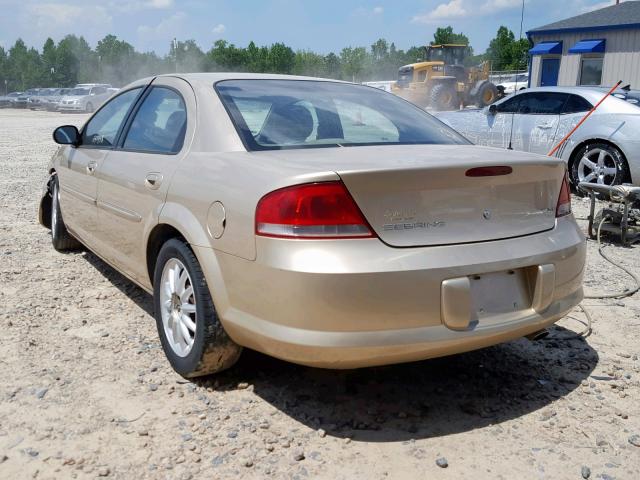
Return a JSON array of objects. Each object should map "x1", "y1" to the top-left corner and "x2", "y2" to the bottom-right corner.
[{"x1": 173, "y1": 38, "x2": 179, "y2": 73}]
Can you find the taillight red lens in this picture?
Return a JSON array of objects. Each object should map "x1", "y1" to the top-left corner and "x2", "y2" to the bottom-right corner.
[
  {"x1": 255, "y1": 181, "x2": 375, "y2": 239},
  {"x1": 556, "y1": 173, "x2": 572, "y2": 217}
]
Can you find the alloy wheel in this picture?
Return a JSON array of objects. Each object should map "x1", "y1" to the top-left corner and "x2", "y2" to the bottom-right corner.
[
  {"x1": 577, "y1": 147, "x2": 619, "y2": 186},
  {"x1": 159, "y1": 258, "x2": 197, "y2": 357}
]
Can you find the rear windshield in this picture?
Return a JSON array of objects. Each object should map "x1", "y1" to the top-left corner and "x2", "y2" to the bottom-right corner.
[{"x1": 215, "y1": 79, "x2": 469, "y2": 151}]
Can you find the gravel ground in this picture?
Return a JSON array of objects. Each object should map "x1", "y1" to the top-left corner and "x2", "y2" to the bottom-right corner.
[{"x1": 1, "y1": 109, "x2": 639, "y2": 480}]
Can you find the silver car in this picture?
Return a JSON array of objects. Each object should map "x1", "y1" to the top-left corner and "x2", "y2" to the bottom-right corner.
[
  {"x1": 0, "y1": 91, "x2": 22, "y2": 108},
  {"x1": 436, "y1": 86, "x2": 640, "y2": 186},
  {"x1": 39, "y1": 73, "x2": 585, "y2": 378},
  {"x1": 58, "y1": 85, "x2": 113, "y2": 113},
  {"x1": 44, "y1": 88, "x2": 72, "y2": 111}
]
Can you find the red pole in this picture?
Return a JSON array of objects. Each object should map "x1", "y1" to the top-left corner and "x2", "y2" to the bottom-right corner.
[{"x1": 547, "y1": 80, "x2": 622, "y2": 157}]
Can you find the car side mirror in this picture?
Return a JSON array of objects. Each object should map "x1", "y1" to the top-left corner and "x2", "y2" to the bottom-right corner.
[
  {"x1": 488, "y1": 104, "x2": 497, "y2": 116},
  {"x1": 53, "y1": 125, "x2": 80, "y2": 146}
]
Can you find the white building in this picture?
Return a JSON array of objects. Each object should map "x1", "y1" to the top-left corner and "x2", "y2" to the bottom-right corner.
[{"x1": 527, "y1": 1, "x2": 640, "y2": 89}]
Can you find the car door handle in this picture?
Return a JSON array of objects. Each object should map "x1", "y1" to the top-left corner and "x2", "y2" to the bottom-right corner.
[
  {"x1": 145, "y1": 173, "x2": 163, "y2": 190},
  {"x1": 86, "y1": 161, "x2": 98, "y2": 175},
  {"x1": 537, "y1": 124, "x2": 554, "y2": 129}
]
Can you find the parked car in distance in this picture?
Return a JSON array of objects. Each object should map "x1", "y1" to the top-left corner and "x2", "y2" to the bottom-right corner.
[
  {"x1": 15, "y1": 88, "x2": 42, "y2": 108},
  {"x1": 58, "y1": 85, "x2": 113, "y2": 112},
  {"x1": 28, "y1": 88, "x2": 59, "y2": 110},
  {"x1": 39, "y1": 73, "x2": 586, "y2": 378},
  {"x1": 74, "y1": 83, "x2": 112, "y2": 89},
  {"x1": 436, "y1": 86, "x2": 640, "y2": 187},
  {"x1": 497, "y1": 73, "x2": 528, "y2": 95},
  {"x1": 44, "y1": 88, "x2": 73, "y2": 111},
  {"x1": 0, "y1": 91, "x2": 23, "y2": 108}
]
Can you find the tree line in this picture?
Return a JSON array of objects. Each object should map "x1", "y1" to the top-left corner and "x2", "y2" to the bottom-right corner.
[{"x1": 0, "y1": 26, "x2": 530, "y2": 92}]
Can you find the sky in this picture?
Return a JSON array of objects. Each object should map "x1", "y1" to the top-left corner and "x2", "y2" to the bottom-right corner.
[{"x1": 0, "y1": 0, "x2": 623, "y2": 55}]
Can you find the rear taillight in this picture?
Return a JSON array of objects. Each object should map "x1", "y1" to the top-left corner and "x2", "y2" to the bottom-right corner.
[
  {"x1": 255, "y1": 181, "x2": 375, "y2": 239},
  {"x1": 556, "y1": 173, "x2": 572, "y2": 217}
]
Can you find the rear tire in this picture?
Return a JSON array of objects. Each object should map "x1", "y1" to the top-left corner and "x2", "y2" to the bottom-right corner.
[
  {"x1": 153, "y1": 239, "x2": 242, "y2": 378},
  {"x1": 569, "y1": 142, "x2": 629, "y2": 188},
  {"x1": 429, "y1": 83, "x2": 458, "y2": 111},
  {"x1": 51, "y1": 177, "x2": 81, "y2": 252}
]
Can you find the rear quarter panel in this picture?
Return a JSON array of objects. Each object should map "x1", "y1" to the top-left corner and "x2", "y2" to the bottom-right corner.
[{"x1": 557, "y1": 113, "x2": 640, "y2": 184}]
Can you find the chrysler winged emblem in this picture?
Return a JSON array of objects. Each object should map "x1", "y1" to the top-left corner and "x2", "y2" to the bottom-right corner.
[{"x1": 482, "y1": 209, "x2": 491, "y2": 220}]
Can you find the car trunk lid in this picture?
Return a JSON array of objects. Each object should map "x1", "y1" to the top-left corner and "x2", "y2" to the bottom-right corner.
[{"x1": 262, "y1": 145, "x2": 564, "y2": 247}]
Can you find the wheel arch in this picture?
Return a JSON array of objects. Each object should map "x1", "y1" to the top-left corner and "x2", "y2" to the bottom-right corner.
[
  {"x1": 38, "y1": 169, "x2": 58, "y2": 229},
  {"x1": 145, "y1": 223, "x2": 189, "y2": 287},
  {"x1": 568, "y1": 138, "x2": 632, "y2": 183}
]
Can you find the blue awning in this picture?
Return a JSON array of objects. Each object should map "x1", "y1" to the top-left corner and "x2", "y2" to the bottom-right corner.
[
  {"x1": 529, "y1": 41, "x2": 563, "y2": 55},
  {"x1": 569, "y1": 39, "x2": 606, "y2": 54}
]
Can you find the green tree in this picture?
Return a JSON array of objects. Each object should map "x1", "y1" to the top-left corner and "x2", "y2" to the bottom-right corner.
[
  {"x1": 96, "y1": 34, "x2": 135, "y2": 85},
  {"x1": 293, "y1": 50, "x2": 326, "y2": 77},
  {"x1": 54, "y1": 35, "x2": 96, "y2": 86},
  {"x1": 340, "y1": 46, "x2": 368, "y2": 82},
  {"x1": 267, "y1": 43, "x2": 295, "y2": 74},
  {"x1": 486, "y1": 26, "x2": 528, "y2": 71},
  {"x1": 7, "y1": 39, "x2": 43, "y2": 90},
  {"x1": 0, "y1": 46, "x2": 8, "y2": 93},
  {"x1": 207, "y1": 40, "x2": 248, "y2": 71},
  {"x1": 432, "y1": 26, "x2": 469, "y2": 46},
  {"x1": 169, "y1": 39, "x2": 205, "y2": 73},
  {"x1": 41, "y1": 38, "x2": 58, "y2": 86},
  {"x1": 371, "y1": 38, "x2": 389, "y2": 62},
  {"x1": 403, "y1": 46, "x2": 425, "y2": 63},
  {"x1": 324, "y1": 52, "x2": 341, "y2": 79}
]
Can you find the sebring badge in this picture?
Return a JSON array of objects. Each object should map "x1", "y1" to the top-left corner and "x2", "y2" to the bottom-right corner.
[
  {"x1": 482, "y1": 209, "x2": 492, "y2": 220},
  {"x1": 383, "y1": 221, "x2": 446, "y2": 231}
]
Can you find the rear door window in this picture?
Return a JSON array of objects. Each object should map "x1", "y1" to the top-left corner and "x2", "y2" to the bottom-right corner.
[
  {"x1": 562, "y1": 94, "x2": 593, "y2": 114},
  {"x1": 123, "y1": 87, "x2": 187, "y2": 154}
]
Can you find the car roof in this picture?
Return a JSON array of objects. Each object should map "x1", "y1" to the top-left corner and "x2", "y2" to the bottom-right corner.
[
  {"x1": 516, "y1": 85, "x2": 622, "y2": 100},
  {"x1": 152, "y1": 72, "x2": 348, "y2": 88},
  {"x1": 504, "y1": 85, "x2": 640, "y2": 112}
]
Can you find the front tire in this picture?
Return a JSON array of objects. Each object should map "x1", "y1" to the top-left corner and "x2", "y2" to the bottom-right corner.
[
  {"x1": 51, "y1": 177, "x2": 81, "y2": 252},
  {"x1": 85, "y1": 102, "x2": 94, "y2": 113},
  {"x1": 570, "y1": 142, "x2": 629, "y2": 187},
  {"x1": 429, "y1": 83, "x2": 458, "y2": 111},
  {"x1": 153, "y1": 239, "x2": 242, "y2": 378}
]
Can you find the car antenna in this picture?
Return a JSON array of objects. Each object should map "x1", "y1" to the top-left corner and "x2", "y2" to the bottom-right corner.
[{"x1": 508, "y1": 0, "x2": 526, "y2": 150}]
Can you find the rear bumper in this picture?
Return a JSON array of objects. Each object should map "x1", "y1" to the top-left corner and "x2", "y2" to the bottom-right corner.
[{"x1": 194, "y1": 216, "x2": 586, "y2": 368}]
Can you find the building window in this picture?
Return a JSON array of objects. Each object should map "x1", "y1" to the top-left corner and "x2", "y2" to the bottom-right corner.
[{"x1": 579, "y1": 57, "x2": 603, "y2": 86}]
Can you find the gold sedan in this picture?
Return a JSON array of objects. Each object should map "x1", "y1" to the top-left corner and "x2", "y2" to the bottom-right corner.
[{"x1": 39, "y1": 73, "x2": 586, "y2": 377}]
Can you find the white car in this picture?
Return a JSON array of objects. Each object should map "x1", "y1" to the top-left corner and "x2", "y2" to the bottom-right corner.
[
  {"x1": 497, "y1": 73, "x2": 528, "y2": 95},
  {"x1": 58, "y1": 85, "x2": 113, "y2": 113},
  {"x1": 436, "y1": 86, "x2": 640, "y2": 186}
]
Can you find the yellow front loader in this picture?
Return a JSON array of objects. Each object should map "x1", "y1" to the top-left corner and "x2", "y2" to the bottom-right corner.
[{"x1": 391, "y1": 44, "x2": 499, "y2": 110}]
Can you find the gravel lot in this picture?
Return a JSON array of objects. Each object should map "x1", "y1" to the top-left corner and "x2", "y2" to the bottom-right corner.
[{"x1": 1, "y1": 108, "x2": 639, "y2": 480}]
